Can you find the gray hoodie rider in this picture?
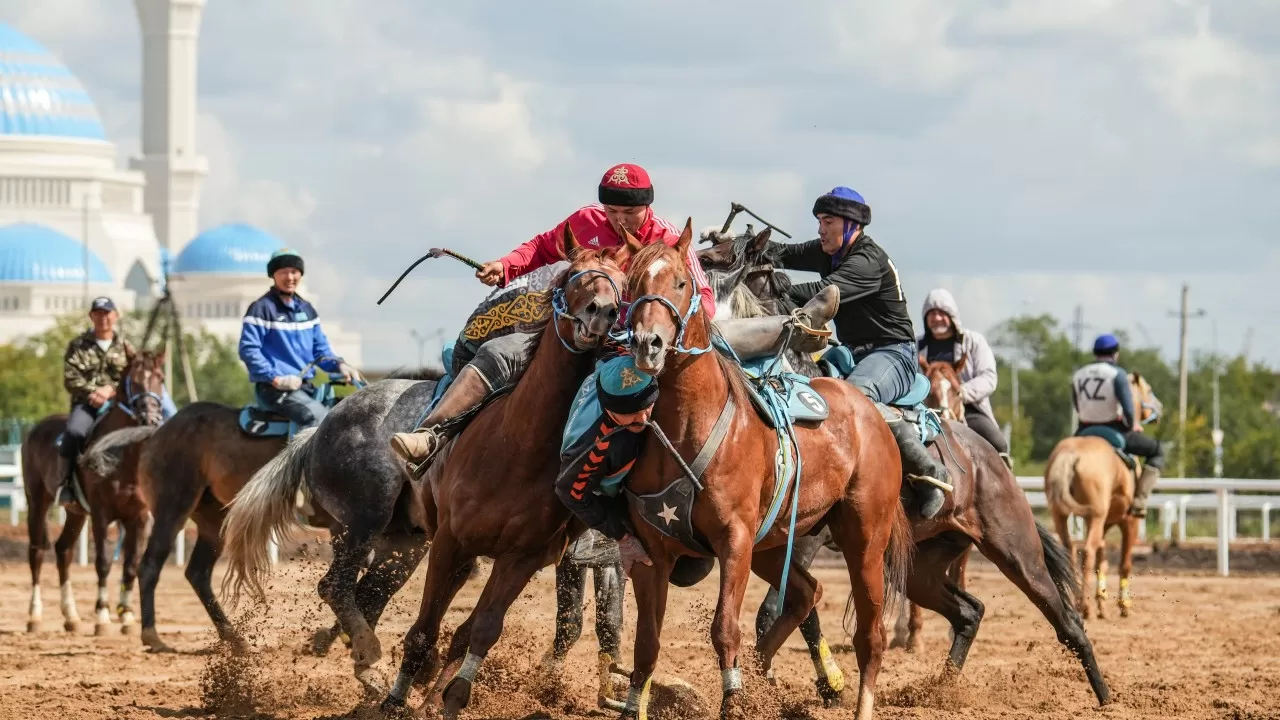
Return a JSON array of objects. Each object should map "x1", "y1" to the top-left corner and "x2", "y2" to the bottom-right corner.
[{"x1": 917, "y1": 288, "x2": 1011, "y2": 460}]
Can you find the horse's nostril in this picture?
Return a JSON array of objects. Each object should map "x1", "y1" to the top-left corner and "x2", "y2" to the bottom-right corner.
[{"x1": 586, "y1": 301, "x2": 598, "y2": 314}]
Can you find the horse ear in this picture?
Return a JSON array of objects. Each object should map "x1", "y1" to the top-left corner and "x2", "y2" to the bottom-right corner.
[
  {"x1": 749, "y1": 227, "x2": 773, "y2": 254},
  {"x1": 953, "y1": 353, "x2": 967, "y2": 374},
  {"x1": 611, "y1": 240, "x2": 633, "y2": 269},
  {"x1": 918, "y1": 352, "x2": 929, "y2": 372},
  {"x1": 676, "y1": 218, "x2": 693, "y2": 256},
  {"x1": 561, "y1": 222, "x2": 581, "y2": 259},
  {"x1": 621, "y1": 227, "x2": 644, "y2": 257}
]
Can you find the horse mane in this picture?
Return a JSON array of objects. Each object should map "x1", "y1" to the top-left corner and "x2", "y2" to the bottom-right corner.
[{"x1": 387, "y1": 366, "x2": 446, "y2": 381}]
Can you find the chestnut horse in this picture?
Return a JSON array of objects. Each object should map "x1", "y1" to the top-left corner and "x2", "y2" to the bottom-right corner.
[
  {"x1": 627, "y1": 221, "x2": 912, "y2": 720},
  {"x1": 23, "y1": 349, "x2": 167, "y2": 635},
  {"x1": 379, "y1": 229, "x2": 634, "y2": 718},
  {"x1": 699, "y1": 227, "x2": 1110, "y2": 709},
  {"x1": 1044, "y1": 372, "x2": 1161, "y2": 620}
]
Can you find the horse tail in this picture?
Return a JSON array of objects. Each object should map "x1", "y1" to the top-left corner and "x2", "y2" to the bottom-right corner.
[
  {"x1": 220, "y1": 426, "x2": 318, "y2": 607},
  {"x1": 1045, "y1": 448, "x2": 1089, "y2": 518},
  {"x1": 842, "y1": 501, "x2": 914, "y2": 638},
  {"x1": 1036, "y1": 519, "x2": 1082, "y2": 612}
]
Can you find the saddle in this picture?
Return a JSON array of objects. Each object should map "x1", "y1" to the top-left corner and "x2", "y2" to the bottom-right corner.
[
  {"x1": 237, "y1": 383, "x2": 340, "y2": 438},
  {"x1": 1076, "y1": 425, "x2": 1138, "y2": 470},
  {"x1": 819, "y1": 345, "x2": 941, "y2": 444}
]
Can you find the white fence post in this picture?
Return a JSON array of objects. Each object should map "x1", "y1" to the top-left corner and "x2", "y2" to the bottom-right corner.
[
  {"x1": 1217, "y1": 489, "x2": 1230, "y2": 577},
  {"x1": 1263, "y1": 503, "x2": 1272, "y2": 542},
  {"x1": 1178, "y1": 496, "x2": 1189, "y2": 544},
  {"x1": 1161, "y1": 501, "x2": 1176, "y2": 540}
]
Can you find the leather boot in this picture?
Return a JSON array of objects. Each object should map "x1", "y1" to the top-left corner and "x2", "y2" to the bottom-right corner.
[
  {"x1": 886, "y1": 416, "x2": 952, "y2": 520},
  {"x1": 390, "y1": 366, "x2": 491, "y2": 465},
  {"x1": 1127, "y1": 465, "x2": 1161, "y2": 518},
  {"x1": 714, "y1": 286, "x2": 840, "y2": 360},
  {"x1": 56, "y1": 451, "x2": 77, "y2": 508}
]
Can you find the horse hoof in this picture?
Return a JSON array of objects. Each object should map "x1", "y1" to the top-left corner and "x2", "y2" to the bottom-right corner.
[
  {"x1": 378, "y1": 694, "x2": 411, "y2": 718},
  {"x1": 26, "y1": 621, "x2": 41, "y2": 634},
  {"x1": 94, "y1": 623, "x2": 110, "y2": 637},
  {"x1": 356, "y1": 666, "x2": 389, "y2": 698},
  {"x1": 121, "y1": 622, "x2": 137, "y2": 637},
  {"x1": 64, "y1": 620, "x2": 80, "y2": 633},
  {"x1": 441, "y1": 677, "x2": 472, "y2": 720},
  {"x1": 1119, "y1": 605, "x2": 1131, "y2": 618},
  {"x1": 719, "y1": 689, "x2": 749, "y2": 720},
  {"x1": 351, "y1": 631, "x2": 383, "y2": 666},
  {"x1": 141, "y1": 628, "x2": 175, "y2": 653},
  {"x1": 816, "y1": 676, "x2": 844, "y2": 708}
]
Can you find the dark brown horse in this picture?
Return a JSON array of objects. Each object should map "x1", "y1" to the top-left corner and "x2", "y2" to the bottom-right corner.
[
  {"x1": 133, "y1": 369, "x2": 349, "y2": 653},
  {"x1": 890, "y1": 356, "x2": 971, "y2": 652},
  {"x1": 626, "y1": 222, "x2": 912, "y2": 720},
  {"x1": 379, "y1": 229, "x2": 633, "y2": 718},
  {"x1": 699, "y1": 227, "x2": 1110, "y2": 709},
  {"x1": 23, "y1": 349, "x2": 167, "y2": 635}
]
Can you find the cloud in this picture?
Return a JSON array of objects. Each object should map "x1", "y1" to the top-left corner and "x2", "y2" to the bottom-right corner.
[{"x1": 5, "y1": 0, "x2": 1276, "y2": 368}]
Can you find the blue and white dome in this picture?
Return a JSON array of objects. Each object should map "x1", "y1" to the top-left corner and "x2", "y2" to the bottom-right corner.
[
  {"x1": 173, "y1": 223, "x2": 286, "y2": 276},
  {"x1": 0, "y1": 223, "x2": 112, "y2": 283},
  {"x1": 0, "y1": 23, "x2": 106, "y2": 140}
]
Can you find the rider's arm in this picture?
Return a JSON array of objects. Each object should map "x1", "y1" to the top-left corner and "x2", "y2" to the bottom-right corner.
[
  {"x1": 682, "y1": 242, "x2": 716, "y2": 318},
  {"x1": 62, "y1": 341, "x2": 95, "y2": 400},
  {"x1": 1114, "y1": 370, "x2": 1136, "y2": 428},
  {"x1": 238, "y1": 307, "x2": 278, "y2": 383},
  {"x1": 497, "y1": 219, "x2": 569, "y2": 285},
  {"x1": 771, "y1": 239, "x2": 829, "y2": 276},
  {"x1": 309, "y1": 317, "x2": 343, "y2": 373},
  {"x1": 787, "y1": 251, "x2": 882, "y2": 306},
  {"x1": 554, "y1": 422, "x2": 636, "y2": 542},
  {"x1": 960, "y1": 333, "x2": 999, "y2": 405}
]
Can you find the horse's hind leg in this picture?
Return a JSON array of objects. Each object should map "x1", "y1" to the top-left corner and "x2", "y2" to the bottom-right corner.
[
  {"x1": 188, "y1": 496, "x2": 246, "y2": 653},
  {"x1": 1117, "y1": 517, "x2": 1136, "y2": 617},
  {"x1": 53, "y1": 511, "x2": 88, "y2": 633},
  {"x1": 318, "y1": 525, "x2": 381, "y2": 683},
  {"x1": 354, "y1": 532, "x2": 430, "y2": 630},
  {"x1": 139, "y1": 472, "x2": 204, "y2": 652},
  {"x1": 118, "y1": 515, "x2": 146, "y2": 634},
  {"x1": 1084, "y1": 518, "x2": 1107, "y2": 620},
  {"x1": 905, "y1": 535, "x2": 981, "y2": 671},
  {"x1": 828, "y1": 502, "x2": 895, "y2": 720},
  {"x1": 975, "y1": 520, "x2": 1110, "y2": 706},
  {"x1": 751, "y1": 547, "x2": 823, "y2": 677},
  {"x1": 756, "y1": 534, "x2": 843, "y2": 703},
  {"x1": 438, "y1": 551, "x2": 546, "y2": 720}
]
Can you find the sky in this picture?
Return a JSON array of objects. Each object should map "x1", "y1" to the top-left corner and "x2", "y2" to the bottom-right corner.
[{"x1": 5, "y1": 0, "x2": 1277, "y2": 369}]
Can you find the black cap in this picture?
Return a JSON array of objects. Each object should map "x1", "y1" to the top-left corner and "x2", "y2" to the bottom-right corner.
[{"x1": 89, "y1": 297, "x2": 116, "y2": 313}]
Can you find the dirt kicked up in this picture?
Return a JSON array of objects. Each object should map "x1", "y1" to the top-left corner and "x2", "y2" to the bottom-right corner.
[{"x1": 1, "y1": 557, "x2": 1278, "y2": 720}]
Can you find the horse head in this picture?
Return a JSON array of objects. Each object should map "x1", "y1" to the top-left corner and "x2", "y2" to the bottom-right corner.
[
  {"x1": 1129, "y1": 371, "x2": 1163, "y2": 425},
  {"x1": 554, "y1": 222, "x2": 632, "y2": 352},
  {"x1": 919, "y1": 352, "x2": 966, "y2": 423},
  {"x1": 696, "y1": 227, "x2": 792, "y2": 317},
  {"x1": 627, "y1": 219, "x2": 703, "y2": 375},
  {"x1": 120, "y1": 348, "x2": 167, "y2": 426}
]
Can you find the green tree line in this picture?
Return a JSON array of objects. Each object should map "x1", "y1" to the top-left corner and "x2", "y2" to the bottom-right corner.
[
  {"x1": 989, "y1": 315, "x2": 1280, "y2": 478},
  {"x1": 0, "y1": 310, "x2": 252, "y2": 424}
]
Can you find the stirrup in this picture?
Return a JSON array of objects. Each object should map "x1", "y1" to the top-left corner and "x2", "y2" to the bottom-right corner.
[
  {"x1": 789, "y1": 308, "x2": 834, "y2": 340},
  {"x1": 908, "y1": 473, "x2": 954, "y2": 493}
]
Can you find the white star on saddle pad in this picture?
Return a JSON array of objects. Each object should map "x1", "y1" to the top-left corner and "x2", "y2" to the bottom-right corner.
[{"x1": 658, "y1": 503, "x2": 679, "y2": 526}]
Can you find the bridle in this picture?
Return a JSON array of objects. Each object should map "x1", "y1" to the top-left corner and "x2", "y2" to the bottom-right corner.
[
  {"x1": 118, "y1": 369, "x2": 165, "y2": 425},
  {"x1": 550, "y1": 267, "x2": 624, "y2": 354},
  {"x1": 626, "y1": 280, "x2": 712, "y2": 356}
]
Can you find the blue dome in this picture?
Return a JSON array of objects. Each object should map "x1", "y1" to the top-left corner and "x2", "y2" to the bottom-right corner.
[
  {"x1": 0, "y1": 223, "x2": 112, "y2": 283},
  {"x1": 173, "y1": 223, "x2": 287, "y2": 276},
  {"x1": 0, "y1": 23, "x2": 106, "y2": 140}
]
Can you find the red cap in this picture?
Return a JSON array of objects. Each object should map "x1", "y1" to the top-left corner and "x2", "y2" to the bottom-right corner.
[{"x1": 598, "y1": 163, "x2": 654, "y2": 206}]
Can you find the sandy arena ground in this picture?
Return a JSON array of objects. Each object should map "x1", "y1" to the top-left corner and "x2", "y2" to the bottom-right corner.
[{"x1": 1, "y1": 548, "x2": 1278, "y2": 720}]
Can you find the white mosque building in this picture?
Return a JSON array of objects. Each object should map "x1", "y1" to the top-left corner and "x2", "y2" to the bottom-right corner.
[{"x1": 0, "y1": 2, "x2": 361, "y2": 364}]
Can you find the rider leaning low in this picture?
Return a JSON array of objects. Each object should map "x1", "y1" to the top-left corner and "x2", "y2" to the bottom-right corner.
[
  {"x1": 1072, "y1": 334, "x2": 1164, "y2": 517},
  {"x1": 389, "y1": 163, "x2": 838, "y2": 465},
  {"x1": 238, "y1": 248, "x2": 357, "y2": 430},
  {"x1": 766, "y1": 187, "x2": 953, "y2": 518}
]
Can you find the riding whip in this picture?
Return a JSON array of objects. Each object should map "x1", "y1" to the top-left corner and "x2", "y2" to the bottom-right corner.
[{"x1": 377, "y1": 248, "x2": 489, "y2": 305}]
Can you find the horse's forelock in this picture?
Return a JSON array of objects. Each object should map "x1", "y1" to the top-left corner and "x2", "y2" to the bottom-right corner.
[{"x1": 625, "y1": 241, "x2": 683, "y2": 293}]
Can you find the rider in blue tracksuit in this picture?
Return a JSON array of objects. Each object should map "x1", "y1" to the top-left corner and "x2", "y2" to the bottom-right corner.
[{"x1": 237, "y1": 248, "x2": 356, "y2": 429}]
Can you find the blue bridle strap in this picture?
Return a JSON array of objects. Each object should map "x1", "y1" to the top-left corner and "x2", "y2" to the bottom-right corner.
[
  {"x1": 625, "y1": 292, "x2": 711, "y2": 355},
  {"x1": 117, "y1": 375, "x2": 163, "y2": 421},
  {"x1": 550, "y1": 268, "x2": 623, "y2": 355}
]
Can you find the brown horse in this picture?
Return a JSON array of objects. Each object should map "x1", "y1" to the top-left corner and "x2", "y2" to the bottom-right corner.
[
  {"x1": 1045, "y1": 373, "x2": 1161, "y2": 620},
  {"x1": 379, "y1": 229, "x2": 633, "y2": 718},
  {"x1": 22, "y1": 349, "x2": 167, "y2": 635},
  {"x1": 626, "y1": 221, "x2": 912, "y2": 720},
  {"x1": 890, "y1": 356, "x2": 972, "y2": 651},
  {"x1": 698, "y1": 227, "x2": 1110, "y2": 709}
]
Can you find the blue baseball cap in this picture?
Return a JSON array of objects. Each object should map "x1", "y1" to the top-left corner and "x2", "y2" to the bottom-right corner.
[
  {"x1": 1093, "y1": 333, "x2": 1120, "y2": 354},
  {"x1": 89, "y1": 296, "x2": 116, "y2": 313}
]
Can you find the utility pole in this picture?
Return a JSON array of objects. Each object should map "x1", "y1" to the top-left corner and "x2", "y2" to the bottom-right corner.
[
  {"x1": 1167, "y1": 283, "x2": 1206, "y2": 477},
  {"x1": 409, "y1": 329, "x2": 428, "y2": 368},
  {"x1": 1070, "y1": 305, "x2": 1091, "y2": 352}
]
